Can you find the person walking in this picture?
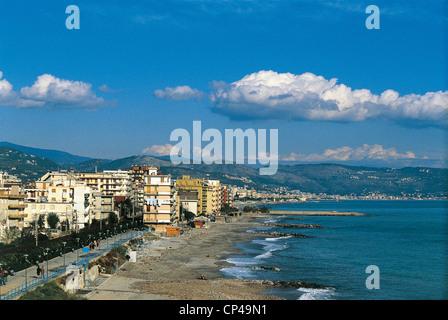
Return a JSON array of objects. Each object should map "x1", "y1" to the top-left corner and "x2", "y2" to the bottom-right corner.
[
  {"x1": 36, "y1": 265, "x2": 41, "y2": 277},
  {"x1": 41, "y1": 266, "x2": 44, "y2": 278}
]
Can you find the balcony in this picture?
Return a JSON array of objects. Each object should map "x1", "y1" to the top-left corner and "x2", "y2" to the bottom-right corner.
[
  {"x1": 8, "y1": 203, "x2": 27, "y2": 209},
  {"x1": 8, "y1": 213, "x2": 28, "y2": 219}
]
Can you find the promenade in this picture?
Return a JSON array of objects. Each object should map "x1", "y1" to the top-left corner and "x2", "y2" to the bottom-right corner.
[{"x1": 0, "y1": 228, "x2": 148, "y2": 300}]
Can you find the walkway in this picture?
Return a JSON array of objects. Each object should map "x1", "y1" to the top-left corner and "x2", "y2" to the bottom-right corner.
[{"x1": 0, "y1": 228, "x2": 149, "y2": 300}]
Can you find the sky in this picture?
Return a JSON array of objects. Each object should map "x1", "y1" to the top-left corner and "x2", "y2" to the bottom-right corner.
[{"x1": 0, "y1": 0, "x2": 447, "y2": 168}]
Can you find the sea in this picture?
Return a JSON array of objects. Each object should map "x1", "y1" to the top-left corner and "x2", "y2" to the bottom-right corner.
[{"x1": 220, "y1": 200, "x2": 448, "y2": 300}]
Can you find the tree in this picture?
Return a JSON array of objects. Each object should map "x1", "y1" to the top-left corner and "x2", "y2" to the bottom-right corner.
[
  {"x1": 47, "y1": 213, "x2": 60, "y2": 229},
  {"x1": 38, "y1": 215, "x2": 45, "y2": 228},
  {"x1": 259, "y1": 206, "x2": 270, "y2": 213},
  {"x1": 1, "y1": 227, "x2": 20, "y2": 244},
  {"x1": 108, "y1": 212, "x2": 118, "y2": 225},
  {"x1": 183, "y1": 210, "x2": 195, "y2": 222}
]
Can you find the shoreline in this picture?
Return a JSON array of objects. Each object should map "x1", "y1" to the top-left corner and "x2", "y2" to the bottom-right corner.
[
  {"x1": 86, "y1": 215, "x2": 285, "y2": 300},
  {"x1": 85, "y1": 213, "x2": 334, "y2": 300},
  {"x1": 269, "y1": 210, "x2": 368, "y2": 216}
]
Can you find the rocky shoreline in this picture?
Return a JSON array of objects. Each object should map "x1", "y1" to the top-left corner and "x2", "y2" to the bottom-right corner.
[
  {"x1": 248, "y1": 230, "x2": 309, "y2": 238},
  {"x1": 263, "y1": 223, "x2": 324, "y2": 229}
]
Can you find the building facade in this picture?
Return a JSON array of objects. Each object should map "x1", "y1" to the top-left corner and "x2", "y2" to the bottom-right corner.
[{"x1": 143, "y1": 171, "x2": 178, "y2": 233}]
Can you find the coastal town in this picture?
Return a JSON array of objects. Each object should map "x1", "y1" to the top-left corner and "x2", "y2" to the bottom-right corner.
[{"x1": 0, "y1": 166, "x2": 239, "y2": 237}]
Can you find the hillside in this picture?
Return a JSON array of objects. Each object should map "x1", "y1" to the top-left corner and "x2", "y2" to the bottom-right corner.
[
  {"x1": 0, "y1": 146, "x2": 59, "y2": 181},
  {"x1": 0, "y1": 142, "x2": 93, "y2": 166},
  {"x1": 0, "y1": 146, "x2": 446, "y2": 197}
]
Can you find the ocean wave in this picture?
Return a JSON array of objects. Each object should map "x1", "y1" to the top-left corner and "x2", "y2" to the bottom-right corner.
[
  {"x1": 220, "y1": 267, "x2": 258, "y2": 279},
  {"x1": 253, "y1": 238, "x2": 288, "y2": 260},
  {"x1": 262, "y1": 218, "x2": 280, "y2": 224},
  {"x1": 297, "y1": 287, "x2": 336, "y2": 300},
  {"x1": 265, "y1": 236, "x2": 292, "y2": 242}
]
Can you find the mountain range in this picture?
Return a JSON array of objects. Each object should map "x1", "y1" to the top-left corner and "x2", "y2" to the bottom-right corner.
[{"x1": 0, "y1": 142, "x2": 446, "y2": 197}]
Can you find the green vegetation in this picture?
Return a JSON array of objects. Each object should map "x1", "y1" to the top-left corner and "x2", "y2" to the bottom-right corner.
[
  {"x1": 0, "y1": 220, "x2": 146, "y2": 274},
  {"x1": 221, "y1": 203, "x2": 238, "y2": 215},
  {"x1": 242, "y1": 205, "x2": 270, "y2": 213},
  {"x1": 94, "y1": 245, "x2": 128, "y2": 274},
  {"x1": 0, "y1": 146, "x2": 58, "y2": 182},
  {"x1": 18, "y1": 281, "x2": 86, "y2": 300},
  {"x1": 46, "y1": 213, "x2": 60, "y2": 229}
]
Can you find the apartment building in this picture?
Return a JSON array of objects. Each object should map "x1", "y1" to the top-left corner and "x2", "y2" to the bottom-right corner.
[
  {"x1": 178, "y1": 189, "x2": 199, "y2": 216},
  {"x1": 89, "y1": 192, "x2": 117, "y2": 228},
  {"x1": 206, "y1": 180, "x2": 221, "y2": 215},
  {"x1": 75, "y1": 170, "x2": 131, "y2": 197},
  {"x1": 143, "y1": 171, "x2": 178, "y2": 233},
  {"x1": 128, "y1": 166, "x2": 159, "y2": 216},
  {"x1": 0, "y1": 185, "x2": 28, "y2": 233},
  {"x1": 176, "y1": 175, "x2": 209, "y2": 215}
]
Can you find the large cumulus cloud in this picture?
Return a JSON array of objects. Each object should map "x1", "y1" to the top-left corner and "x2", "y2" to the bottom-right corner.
[
  {"x1": 0, "y1": 71, "x2": 107, "y2": 109},
  {"x1": 209, "y1": 70, "x2": 448, "y2": 125}
]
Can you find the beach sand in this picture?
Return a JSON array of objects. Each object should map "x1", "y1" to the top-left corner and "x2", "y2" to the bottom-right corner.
[{"x1": 86, "y1": 215, "x2": 282, "y2": 300}]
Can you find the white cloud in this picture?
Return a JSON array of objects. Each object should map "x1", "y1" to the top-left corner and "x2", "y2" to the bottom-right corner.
[
  {"x1": 142, "y1": 144, "x2": 178, "y2": 156},
  {"x1": 154, "y1": 85, "x2": 205, "y2": 101},
  {"x1": 99, "y1": 84, "x2": 120, "y2": 93},
  {"x1": 209, "y1": 70, "x2": 448, "y2": 125},
  {"x1": 20, "y1": 74, "x2": 104, "y2": 108},
  {"x1": 283, "y1": 144, "x2": 417, "y2": 162},
  {"x1": 0, "y1": 71, "x2": 106, "y2": 109}
]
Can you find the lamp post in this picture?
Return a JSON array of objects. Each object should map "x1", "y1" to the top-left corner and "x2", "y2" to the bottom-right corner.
[
  {"x1": 76, "y1": 238, "x2": 80, "y2": 262},
  {"x1": 0, "y1": 262, "x2": 3, "y2": 296},
  {"x1": 23, "y1": 254, "x2": 29, "y2": 292},
  {"x1": 62, "y1": 242, "x2": 67, "y2": 268},
  {"x1": 45, "y1": 248, "x2": 50, "y2": 280},
  {"x1": 98, "y1": 232, "x2": 102, "y2": 250}
]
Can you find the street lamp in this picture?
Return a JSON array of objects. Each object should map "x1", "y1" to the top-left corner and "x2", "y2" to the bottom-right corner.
[
  {"x1": 23, "y1": 254, "x2": 29, "y2": 292},
  {"x1": 45, "y1": 248, "x2": 50, "y2": 280},
  {"x1": 62, "y1": 242, "x2": 67, "y2": 268},
  {"x1": 0, "y1": 262, "x2": 3, "y2": 296},
  {"x1": 76, "y1": 238, "x2": 80, "y2": 262}
]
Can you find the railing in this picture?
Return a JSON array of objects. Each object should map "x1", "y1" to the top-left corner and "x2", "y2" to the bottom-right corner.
[{"x1": 0, "y1": 228, "x2": 150, "y2": 300}]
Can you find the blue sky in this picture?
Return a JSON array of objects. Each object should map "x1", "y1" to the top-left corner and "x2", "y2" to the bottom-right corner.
[{"x1": 0, "y1": 0, "x2": 447, "y2": 167}]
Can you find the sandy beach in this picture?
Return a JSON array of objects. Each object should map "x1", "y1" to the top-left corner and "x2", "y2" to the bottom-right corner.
[{"x1": 86, "y1": 215, "x2": 283, "y2": 300}]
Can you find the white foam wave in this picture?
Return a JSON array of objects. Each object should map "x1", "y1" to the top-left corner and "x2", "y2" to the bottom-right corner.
[
  {"x1": 297, "y1": 288, "x2": 336, "y2": 300},
  {"x1": 263, "y1": 218, "x2": 279, "y2": 223},
  {"x1": 220, "y1": 267, "x2": 257, "y2": 279}
]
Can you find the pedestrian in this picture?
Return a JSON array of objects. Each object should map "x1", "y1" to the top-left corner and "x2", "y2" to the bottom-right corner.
[
  {"x1": 36, "y1": 265, "x2": 41, "y2": 277},
  {"x1": 41, "y1": 266, "x2": 44, "y2": 277},
  {"x1": 0, "y1": 272, "x2": 4, "y2": 286},
  {"x1": 2, "y1": 270, "x2": 8, "y2": 283}
]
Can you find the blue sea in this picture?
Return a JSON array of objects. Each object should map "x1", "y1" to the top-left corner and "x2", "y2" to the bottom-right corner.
[{"x1": 220, "y1": 200, "x2": 448, "y2": 300}]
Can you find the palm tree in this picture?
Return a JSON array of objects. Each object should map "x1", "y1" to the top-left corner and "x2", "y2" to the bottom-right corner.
[{"x1": 1, "y1": 227, "x2": 20, "y2": 245}]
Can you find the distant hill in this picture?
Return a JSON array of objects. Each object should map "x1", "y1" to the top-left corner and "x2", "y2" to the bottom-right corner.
[
  {"x1": 0, "y1": 146, "x2": 59, "y2": 181},
  {"x1": 0, "y1": 142, "x2": 94, "y2": 166},
  {"x1": 160, "y1": 163, "x2": 447, "y2": 197},
  {"x1": 0, "y1": 144, "x2": 446, "y2": 197},
  {"x1": 70, "y1": 155, "x2": 173, "y2": 172}
]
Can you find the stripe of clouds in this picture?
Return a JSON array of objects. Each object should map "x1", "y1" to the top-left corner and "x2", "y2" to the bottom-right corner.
[{"x1": 153, "y1": 70, "x2": 448, "y2": 126}]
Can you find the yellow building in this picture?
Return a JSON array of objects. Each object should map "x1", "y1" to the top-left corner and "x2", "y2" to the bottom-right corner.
[{"x1": 175, "y1": 175, "x2": 209, "y2": 215}]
